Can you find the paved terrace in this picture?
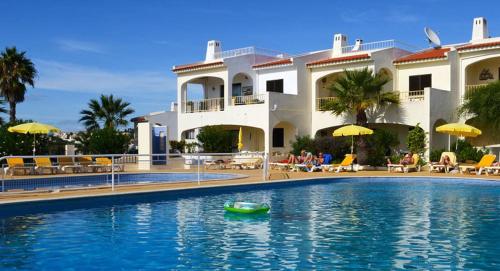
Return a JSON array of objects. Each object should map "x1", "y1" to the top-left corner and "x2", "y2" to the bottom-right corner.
[{"x1": 1, "y1": 167, "x2": 499, "y2": 204}]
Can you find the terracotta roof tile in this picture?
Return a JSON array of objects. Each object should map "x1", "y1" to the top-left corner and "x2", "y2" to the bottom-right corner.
[
  {"x1": 172, "y1": 61, "x2": 224, "y2": 72},
  {"x1": 252, "y1": 58, "x2": 293, "y2": 69},
  {"x1": 457, "y1": 41, "x2": 500, "y2": 51},
  {"x1": 393, "y1": 48, "x2": 450, "y2": 64},
  {"x1": 306, "y1": 54, "x2": 370, "y2": 67}
]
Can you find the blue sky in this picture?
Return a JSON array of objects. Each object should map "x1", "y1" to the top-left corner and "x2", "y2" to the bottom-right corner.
[{"x1": 0, "y1": 0, "x2": 498, "y2": 131}]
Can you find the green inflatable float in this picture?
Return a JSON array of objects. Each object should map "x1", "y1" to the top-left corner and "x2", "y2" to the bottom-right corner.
[{"x1": 224, "y1": 201, "x2": 270, "y2": 214}]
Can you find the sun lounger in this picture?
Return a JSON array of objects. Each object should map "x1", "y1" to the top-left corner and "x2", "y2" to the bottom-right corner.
[
  {"x1": 230, "y1": 156, "x2": 263, "y2": 169},
  {"x1": 4, "y1": 157, "x2": 34, "y2": 176},
  {"x1": 459, "y1": 154, "x2": 496, "y2": 175},
  {"x1": 429, "y1": 152, "x2": 457, "y2": 173},
  {"x1": 57, "y1": 157, "x2": 82, "y2": 173},
  {"x1": 94, "y1": 157, "x2": 124, "y2": 172},
  {"x1": 388, "y1": 154, "x2": 420, "y2": 173},
  {"x1": 485, "y1": 166, "x2": 500, "y2": 176},
  {"x1": 331, "y1": 154, "x2": 356, "y2": 173},
  {"x1": 34, "y1": 157, "x2": 59, "y2": 174},
  {"x1": 77, "y1": 156, "x2": 100, "y2": 172}
]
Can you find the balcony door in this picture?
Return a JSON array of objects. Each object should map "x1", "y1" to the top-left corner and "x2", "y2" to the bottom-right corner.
[{"x1": 232, "y1": 83, "x2": 242, "y2": 97}]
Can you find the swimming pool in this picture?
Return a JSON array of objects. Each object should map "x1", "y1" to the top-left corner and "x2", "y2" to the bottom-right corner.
[
  {"x1": 1, "y1": 172, "x2": 240, "y2": 191},
  {"x1": 1, "y1": 177, "x2": 499, "y2": 270}
]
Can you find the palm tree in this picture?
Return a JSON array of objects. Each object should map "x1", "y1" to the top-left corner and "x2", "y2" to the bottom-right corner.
[
  {"x1": 459, "y1": 81, "x2": 500, "y2": 129},
  {"x1": 0, "y1": 99, "x2": 7, "y2": 125},
  {"x1": 80, "y1": 94, "x2": 135, "y2": 130},
  {"x1": 0, "y1": 47, "x2": 37, "y2": 123},
  {"x1": 323, "y1": 67, "x2": 399, "y2": 163}
]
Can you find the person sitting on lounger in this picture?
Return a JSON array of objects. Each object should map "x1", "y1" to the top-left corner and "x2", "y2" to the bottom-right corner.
[
  {"x1": 439, "y1": 155, "x2": 451, "y2": 167},
  {"x1": 316, "y1": 152, "x2": 324, "y2": 165},
  {"x1": 388, "y1": 152, "x2": 414, "y2": 166},
  {"x1": 288, "y1": 150, "x2": 307, "y2": 164}
]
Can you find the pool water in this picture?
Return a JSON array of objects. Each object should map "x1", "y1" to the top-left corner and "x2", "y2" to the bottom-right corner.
[{"x1": 1, "y1": 177, "x2": 500, "y2": 270}]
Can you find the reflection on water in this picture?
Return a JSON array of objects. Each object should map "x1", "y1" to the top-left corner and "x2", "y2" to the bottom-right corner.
[{"x1": 1, "y1": 178, "x2": 500, "y2": 270}]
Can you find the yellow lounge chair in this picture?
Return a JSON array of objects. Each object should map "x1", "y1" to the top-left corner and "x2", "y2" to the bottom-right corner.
[
  {"x1": 57, "y1": 156, "x2": 83, "y2": 173},
  {"x1": 388, "y1": 154, "x2": 420, "y2": 173},
  {"x1": 34, "y1": 157, "x2": 59, "y2": 174},
  {"x1": 459, "y1": 154, "x2": 496, "y2": 175},
  {"x1": 330, "y1": 154, "x2": 356, "y2": 173},
  {"x1": 4, "y1": 157, "x2": 34, "y2": 176},
  {"x1": 429, "y1": 152, "x2": 457, "y2": 173}
]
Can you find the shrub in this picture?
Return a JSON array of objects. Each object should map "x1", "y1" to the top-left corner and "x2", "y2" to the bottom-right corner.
[
  {"x1": 196, "y1": 126, "x2": 234, "y2": 153},
  {"x1": 429, "y1": 148, "x2": 446, "y2": 162},
  {"x1": 407, "y1": 123, "x2": 427, "y2": 157},
  {"x1": 76, "y1": 127, "x2": 131, "y2": 154},
  {"x1": 0, "y1": 120, "x2": 67, "y2": 157},
  {"x1": 365, "y1": 129, "x2": 400, "y2": 166},
  {"x1": 169, "y1": 140, "x2": 186, "y2": 153},
  {"x1": 290, "y1": 135, "x2": 315, "y2": 156},
  {"x1": 456, "y1": 139, "x2": 488, "y2": 163}
]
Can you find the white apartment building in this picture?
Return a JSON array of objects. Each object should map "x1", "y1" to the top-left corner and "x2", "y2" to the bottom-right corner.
[{"x1": 168, "y1": 17, "x2": 499, "y2": 157}]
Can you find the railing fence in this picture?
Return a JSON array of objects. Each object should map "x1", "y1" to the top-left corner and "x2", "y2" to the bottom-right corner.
[{"x1": 0, "y1": 152, "x2": 269, "y2": 193}]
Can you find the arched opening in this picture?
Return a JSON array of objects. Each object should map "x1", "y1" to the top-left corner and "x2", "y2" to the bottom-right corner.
[
  {"x1": 315, "y1": 72, "x2": 344, "y2": 111},
  {"x1": 465, "y1": 56, "x2": 500, "y2": 98},
  {"x1": 431, "y1": 119, "x2": 449, "y2": 151},
  {"x1": 272, "y1": 121, "x2": 297, "y2": 154},
  {"x1": 181, "y1": 125, "x2": 264, "y2": 152},
  {"x1": 181, "y1": 76, "x2": 225, "y2": 113},
  {"x1": 231, "y1": 73, "x2": 262, "y2": 105}
]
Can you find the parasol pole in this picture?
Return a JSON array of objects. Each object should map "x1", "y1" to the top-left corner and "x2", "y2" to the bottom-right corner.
[
  {"x1": 448, "y1": 134, "x2": 451, "y2": 151},
  {"x1": 351, "y1": 135, "x2": 354, "y2": 155},
  {"x1": 33, "y1": 133, "x2": 36, "y2": 157}
]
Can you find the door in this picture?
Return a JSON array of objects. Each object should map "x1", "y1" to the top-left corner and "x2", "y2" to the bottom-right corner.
[{"x1": 232, "y1": 83, "x2": 241, "y2": 97}]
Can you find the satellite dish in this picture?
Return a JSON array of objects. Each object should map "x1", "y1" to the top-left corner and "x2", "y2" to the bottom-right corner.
[{"x1": 424, "y1": 27, "x2": 442, "y2": 49}]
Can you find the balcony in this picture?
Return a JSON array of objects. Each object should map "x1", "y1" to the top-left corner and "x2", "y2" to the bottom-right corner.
[
  {"x1": 316, "y1": 97, "x2": 337, "y2": 111},
  {"x1": 464, "y1": 84, "x2": 488, "y2": 99},
  {"x1": 183, "y1": 98, "x2": 224, "y2": 113},
  {"x1": 397, "y1": 90, "x2": 425, "y2": 102},
  {"x1": 231, "y1": 94, "x2": 266, "y2": 106},
  {"x1": 316, "y1": 91, "x2": 425, "y2": 111}
]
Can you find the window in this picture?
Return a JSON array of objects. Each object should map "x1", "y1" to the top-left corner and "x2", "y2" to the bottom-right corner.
[
  {"x1": 272, "y1": 128, "x2": 284, "y2": 148},
  {"x1": 266, "y1": 79, "x2": 284, "y2": 93},
  {"x1": 185, "y1": 129, "x2": 195, "y2": 139},
  {"x1": 409, "y1": 74, "x2": 431, "y2": 91}
]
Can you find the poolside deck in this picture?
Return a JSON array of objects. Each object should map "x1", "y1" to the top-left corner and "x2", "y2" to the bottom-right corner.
[{"x1": 1, "y1": 168, "x2": 499, "y2": 204}]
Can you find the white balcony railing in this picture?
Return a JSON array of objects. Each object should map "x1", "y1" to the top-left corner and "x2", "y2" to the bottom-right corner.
[
  {"x1": 316, "y1": 90, "x2": 425, "y2": 111},
  {"x1": 213, "y1": 46, "x2": 288, "y2": 60},
  {"x1": 341, "y1": 40, "x2": 418, "y2": 54},
  {"x1": 316, "y1": 97, "x2": 337, "y2": 111},
  {"x1": 464, "y1": 84, "x2": 488, "y2": 99},
  {"x1": 397, "y1": 90, "x2": 425, "y2": 102},
  {"x1": 183, "y1": 98, "x2": 224, "y2": 113},
  {"x1": 231, "y1": 94, "x2": 266, "y2": 106}
]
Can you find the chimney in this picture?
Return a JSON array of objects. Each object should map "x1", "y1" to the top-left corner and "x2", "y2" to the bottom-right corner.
[
  {"x1": 205, "y1": 40, "x2": 222, "y2": 61},
  {"x1": 471, "y1": 17, "x2": 489, "y2": 42},
  {"x1": 332, "y1": 34, "x2": 348, "y2": 56}
]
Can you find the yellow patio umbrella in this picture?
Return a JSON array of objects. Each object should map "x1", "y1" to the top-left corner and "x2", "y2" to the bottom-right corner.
[
  {"x1": 237, "y1": 127, "x2": 244, "y2": 152},
  {"x1": 436, "y1": 123, "x2": 481, "y2": 151},
  {"x1": 332, "y1": 124, "x2": 373, "y2": 154},
  {"x1": 8, "y1": 122, "x2": 60, "y2": 156}
]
